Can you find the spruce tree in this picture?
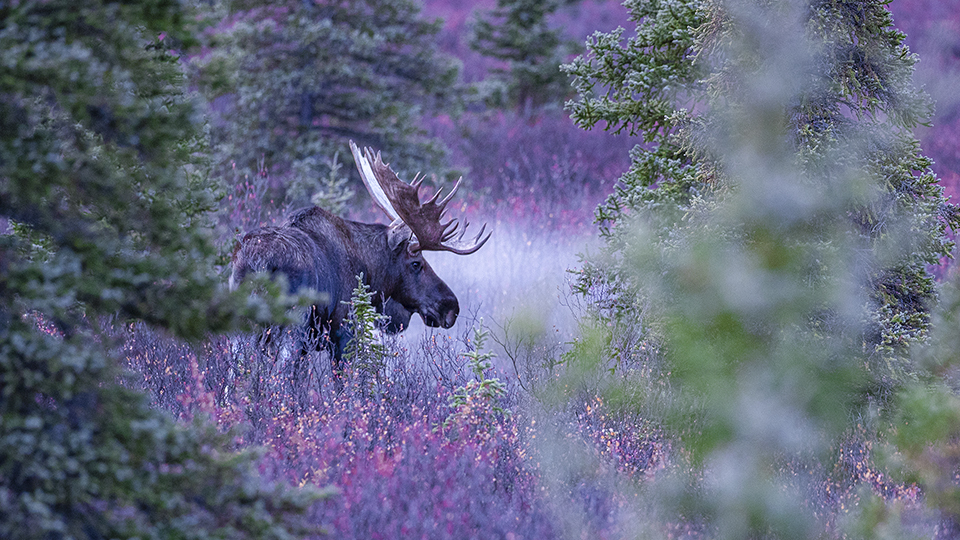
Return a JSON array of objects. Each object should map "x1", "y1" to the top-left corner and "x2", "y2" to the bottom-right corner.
[
  {"x1": 0, "y1": 2, "x2": 317, "y2": 537},
  {"x1": 563, "y1": 0, "x2": 959, "y2": 535},
  {"x1": 196, "y1": 0, "x2": 462, "y2": 208},
  {"x1": 469, "y1": 0, "x2": 581, "y2": 115},
  {"x1": 566, "y1": 0, "x2": 957, "y2": 399}
]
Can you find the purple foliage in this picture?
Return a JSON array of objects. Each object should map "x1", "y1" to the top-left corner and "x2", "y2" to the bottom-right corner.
[
  {"x1": 417, "y1": 0, "x2": 636, "y2": 233},
  {"x1": 293, "y1": 395, "x2": 556, "y2": 539},
  {"x1": 574, "y1": 395, "x2": 669, "y2": 480},
  {"x1": 113, "y1": 314, "x2": 929, "y2": 537},
  {"x1": 114, "y1": 313, "x2": 684, "y2": 538},
  {"x1": 426, "y1": 111, "x2": 634, "y2": 233},
  {"x1": 114, "y1": 320, "x2": 558, "y2": 536}
]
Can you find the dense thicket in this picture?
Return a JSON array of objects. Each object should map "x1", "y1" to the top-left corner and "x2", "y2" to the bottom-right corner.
[{"x1": 0, "y1": 2, "x2": 318, "y2": 537}]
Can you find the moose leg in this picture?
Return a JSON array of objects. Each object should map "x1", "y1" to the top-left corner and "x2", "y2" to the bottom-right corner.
[
  {"x1": 322, "y1": 324, "x2": 352, "y2": 394},
  {"x1": 332, "y1": 326, "x2": 352, "y2": 372},
  {"x1": 294, "y1": 306, "x2": 346, "y2": 394},
  {"x1": 290, "y1": 306, "x2": 324, "y2": 401}
]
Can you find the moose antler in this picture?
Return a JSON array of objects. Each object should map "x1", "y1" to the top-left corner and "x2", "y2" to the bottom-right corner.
[{"x1": 350, "y1": 141, "x2": 490, "y2": 255}]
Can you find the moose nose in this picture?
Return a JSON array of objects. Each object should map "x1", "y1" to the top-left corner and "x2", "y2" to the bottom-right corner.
[
  {"x1": 440, "y1": 297, "x2": 459, "y2": 329},
  {"x1": 442, "y1": 308, "x2": 458, "y2": 329}
]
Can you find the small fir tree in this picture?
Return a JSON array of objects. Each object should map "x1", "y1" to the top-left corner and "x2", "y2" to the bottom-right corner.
[
  {"x1": 443, "y1": 320, "x2": 509, "y2": 437},
  {"x1": 342, "y1": 274, "x2": 389, "y2": 381}
]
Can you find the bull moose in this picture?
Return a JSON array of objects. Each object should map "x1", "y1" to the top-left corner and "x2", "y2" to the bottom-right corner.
[{"x1": 230, "y1": 142, "x2": 490, "y2": 373}]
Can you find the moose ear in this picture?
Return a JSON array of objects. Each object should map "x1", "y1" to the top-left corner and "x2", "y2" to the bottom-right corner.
[{"x1": 387, "y1": 224, "x2": 412, "y2": 253}]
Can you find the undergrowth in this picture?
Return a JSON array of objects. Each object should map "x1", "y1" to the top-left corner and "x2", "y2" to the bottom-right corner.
[{"x1": 108, "y1": 273, "x2": 935, "y2": 538}]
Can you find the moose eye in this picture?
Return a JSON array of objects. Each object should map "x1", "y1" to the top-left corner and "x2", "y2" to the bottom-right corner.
[{"x1": 411, "y1": 260, "x2": 422, "y2": 272}]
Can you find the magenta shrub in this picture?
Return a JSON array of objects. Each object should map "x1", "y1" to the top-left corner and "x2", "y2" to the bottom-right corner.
[
  {"x1": 286, "y1": 390, "x2": 556, "y2": 539},
  {"x1": 116, "y1": 322, "x2": 547, "y2": 530},
  {"x1": 115, "y1": 315, "x2": 684, "y2": 538}
]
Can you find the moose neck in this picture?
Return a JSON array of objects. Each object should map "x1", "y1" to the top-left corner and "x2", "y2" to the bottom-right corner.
[{"x1": 349, "y1": 220, "x2": 400, "y2": 303}]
